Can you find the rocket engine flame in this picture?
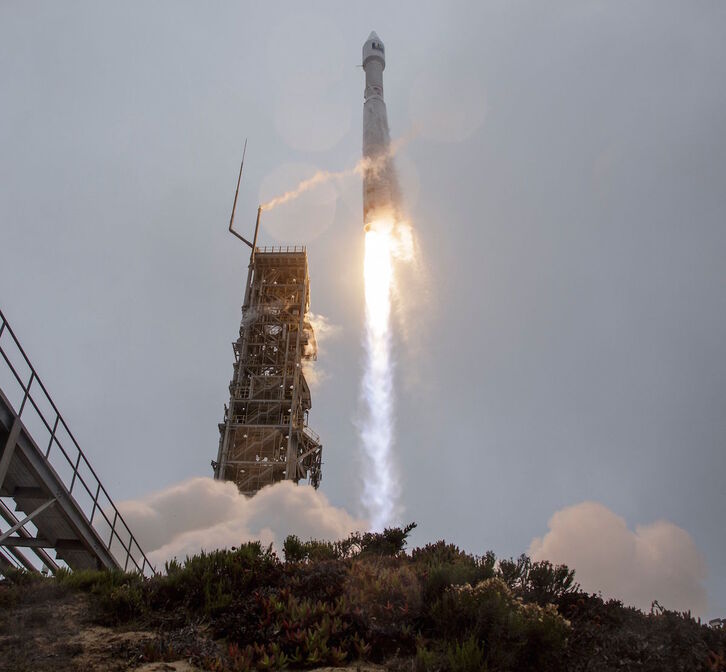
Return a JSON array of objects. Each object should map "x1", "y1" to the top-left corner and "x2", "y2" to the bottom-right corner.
[
  {"x1": 361, "y1": 226, "x2": 395, "y2": 529},
  {"x1": 361, "y1": 216, "x2": 413, "y2": 530}
]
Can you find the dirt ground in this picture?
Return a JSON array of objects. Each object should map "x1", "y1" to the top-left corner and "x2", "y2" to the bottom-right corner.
[{"x1": 0, "y1": 584, "x2": 192, "y2": 672}]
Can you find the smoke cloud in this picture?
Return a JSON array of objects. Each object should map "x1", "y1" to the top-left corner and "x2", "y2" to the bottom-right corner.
[
  {"x1": 302, "y1": 312, "x2": 341, "y2": 391},
  {"x1": 529, "y1": 501, "x2": 708, "y2": 615},
  {"x1": 116, "y1": 478, "x2": 365, "y2": 568}
]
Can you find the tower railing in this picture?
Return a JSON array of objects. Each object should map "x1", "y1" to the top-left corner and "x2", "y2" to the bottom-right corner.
[
  {"x1": 255, "y1": 245, "x2": 306, "y2": 254},
  {"x1": 0, "y1": 308, "x2": 155, "y2": 576}
]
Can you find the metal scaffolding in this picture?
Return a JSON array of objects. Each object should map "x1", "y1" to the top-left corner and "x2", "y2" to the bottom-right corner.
[{"x1": 213, "y1": 243, "x2": 323, "y2": 495}]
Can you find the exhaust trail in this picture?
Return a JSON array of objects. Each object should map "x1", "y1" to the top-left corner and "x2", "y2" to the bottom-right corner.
[
  {"x1": 260, "y1": 135, "x2": 411, "y2": 212},
  {"x1": 361, "y1": 228, "x2": 395, "y2": 529},
  {"x1": 360, "y1": 215, "x2": 412, "y2": 530}
]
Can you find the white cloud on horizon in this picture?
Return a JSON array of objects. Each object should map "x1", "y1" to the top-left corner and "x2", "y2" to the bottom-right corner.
[{"x1": 529, "y1": 501, "x2": 708, "y2": 615}]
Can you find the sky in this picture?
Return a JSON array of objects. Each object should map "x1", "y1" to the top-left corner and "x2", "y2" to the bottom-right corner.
[{"x1": 1, "y1": 2, "x2": 725, "y2": 618}]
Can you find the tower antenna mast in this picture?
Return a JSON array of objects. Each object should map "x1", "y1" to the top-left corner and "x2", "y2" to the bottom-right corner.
[{"x1": 227, "y1": 138, "x2": 262, "y2": 258}]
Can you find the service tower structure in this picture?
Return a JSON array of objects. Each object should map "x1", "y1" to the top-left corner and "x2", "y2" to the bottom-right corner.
[
  {"x1": 213, "y1": 210, "x2": 323, "y2": 496},
  {"x1": 362, "y1": 31, "x2": 400, "y2": 227}
]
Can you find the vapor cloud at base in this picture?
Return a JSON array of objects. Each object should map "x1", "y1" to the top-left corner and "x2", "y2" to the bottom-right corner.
[
  {"x1": 116, "y1": 478, "x2": 366, "y2": 568},
  {"x1": 529, "y1": 501, "x2": 707, "y2": 615}
]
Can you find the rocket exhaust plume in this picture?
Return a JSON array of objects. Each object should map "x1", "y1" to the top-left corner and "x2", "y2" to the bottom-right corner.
[{"x1": 360, "y1": 31, "x2": 413, "y2": 531}]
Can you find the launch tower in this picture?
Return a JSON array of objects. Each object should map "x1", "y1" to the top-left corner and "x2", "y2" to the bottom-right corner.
[{"x1": 213, "y1": 206, "x2": 323, "y2": 495}]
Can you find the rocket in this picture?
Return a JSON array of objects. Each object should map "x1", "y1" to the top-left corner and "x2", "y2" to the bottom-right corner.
[{"x1": 362, "y1": 31, "x2": 399, "y2": 229}]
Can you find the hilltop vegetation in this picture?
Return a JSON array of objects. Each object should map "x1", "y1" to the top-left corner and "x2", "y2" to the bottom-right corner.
[{"x1": 1, "y1": 524, "x2": 724, "y2": 671}]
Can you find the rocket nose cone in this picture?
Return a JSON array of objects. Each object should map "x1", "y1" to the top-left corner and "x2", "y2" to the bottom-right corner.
[{"x1": 363, "y1": 31, "x2": 385, "y2": 67}]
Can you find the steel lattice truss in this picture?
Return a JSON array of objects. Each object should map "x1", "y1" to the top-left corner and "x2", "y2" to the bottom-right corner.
[{"x1": 214, "y1": 247, "x2": 322, "y2": 495}]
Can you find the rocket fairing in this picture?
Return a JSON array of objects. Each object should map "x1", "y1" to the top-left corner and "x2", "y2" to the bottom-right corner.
[{"x1": 362, "y1": 31, "x2": 399, "y2": 230}]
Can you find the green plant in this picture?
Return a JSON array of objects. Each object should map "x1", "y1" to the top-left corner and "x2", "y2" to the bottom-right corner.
[
  {"x1": 446, "y1": 636, "x2": 487, "y2": 672},
  {"x1": 98, "y1": 580, "x2": 145, "y2": 624},
  {"x1": 358, "y1": 522, "x2": 417, "y2": 557},
  {"x1": 430, "y1": 578, "x2": 569, "y2": 671},
  {"x1": 526, "y1": 559, "x2": 578, "y2": 604},
  {"x1": 0, "y1": 567, "x2": 42, "y2": 586},
  {"x1": 415, "y1": 644, "x2": 438, "y2": 672},
  {"x1": 55, "y1": 567, "x2": 135, "y2": 593},
  {"x1": 413, "y1": 542, "x2": 497, "y2": 605},
  {"x1": 148, "y1": 542, "x2": 282, "y2": 618},
  {"x1": 284, "y1": 523, "x2": 419, "y2": 561},
  {"x1": 497, "y1": 554, "x2": 577, "y2": 605},
  {"x1": 283, "y1": 535, "x2": 339, "y2": 563}
]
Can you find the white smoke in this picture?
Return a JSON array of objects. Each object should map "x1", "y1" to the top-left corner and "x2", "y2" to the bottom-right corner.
[
  {"x1": 260, "y1": 134, "x2": 413, "y2": 211},
  {"x1": 359, "y1": 220, "x2": 412, "y2": 531},
  {"x1": 116, "y1": 478, "x2": 366, "y2": 568},
  {"x1": 529, "y1": 501, "x2": 708, "y2": 615},
  {"x1": 302, "y1": 312, "x2": 341, "y2": 391}
]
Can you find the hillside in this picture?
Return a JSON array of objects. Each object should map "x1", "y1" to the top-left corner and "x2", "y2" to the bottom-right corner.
[{"x1": 1, "y1": 525, "x2": 724, "y2": 672}]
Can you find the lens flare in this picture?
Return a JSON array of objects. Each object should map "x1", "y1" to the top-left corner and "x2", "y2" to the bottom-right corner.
[{"x1": 360, "y1": 217, "x2": 413, "y2": 531}]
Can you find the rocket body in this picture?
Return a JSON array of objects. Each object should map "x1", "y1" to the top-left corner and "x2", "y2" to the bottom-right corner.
[{"x1": 362, "y1": 32, "x2": 399, "y2": 228}]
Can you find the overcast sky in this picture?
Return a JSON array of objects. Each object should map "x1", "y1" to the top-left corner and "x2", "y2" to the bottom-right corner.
[{"x1": 1, "y1": 2, "x2": 724, "y2": 618}]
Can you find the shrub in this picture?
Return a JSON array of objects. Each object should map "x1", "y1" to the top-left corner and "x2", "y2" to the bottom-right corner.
[
  {"x1": 344, "y1": 558, "x2": 422, "y2": 659},
  {"x1": 283, "y1": 524, "x2": 417, "y2": 563},
  {"x1": 0, "y1": 568, "x2": 45, "y2": 609},
  {"x1": 415, "y1": 643, "x2": 438, "y2": 672},
  {"x1": 558, "y1": 590, "x2": 726, "y2": 672},
  {"x1": 148, "y1": 542, "x2": 282, "y2": 617},
  {"x1": 283, "y1": 535, "x2": 339, "y2": 563},
  {"x1": 526, "y1": 559, "x2": 578, "y2": 604},
  {"x1": 97, "y1": 580, "x2": 145, "y2": 624},
  {"x1": 497, "y1": 554, "x2": 578, "y2": 605},
  {"x1": 413, "y1": 541, "x2": 497, "y2": 604},
  {"x1": 358, "y1": 522, "x2": 417, "y2": 557},
  {"x1": 430, "y1": 578, "x2": 569, "y2": 671},
  {"x1": 446, "y1": 636, "x2": 487, "y2": 672},
  {"x1": 286, "y1": 559, "x2": 348, "y2": 602},
  {"x1": 55, "y1": 567, "x2": 133, "y2": 593},
  {"x1": 411, "y1": 541, "x2": 486, "y2": 567},
  {"x1": 0, "y1": 567, "x2": 43, "y2": 586},
  {"x1": 52, "y1": 566, "x2": 146, "y2": 624},
  {"x1": 415, "y1": 637, "x2": 489, "y2": 672}
]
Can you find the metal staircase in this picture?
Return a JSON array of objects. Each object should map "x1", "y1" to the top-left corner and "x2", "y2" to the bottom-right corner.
[{"x1": 0, "y1": 308, "x2": 154, "y2": 576}]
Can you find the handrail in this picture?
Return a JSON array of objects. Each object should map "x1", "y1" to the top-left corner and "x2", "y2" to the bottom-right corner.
[
  {"x1": 0, "y1": 308, "x2": 155, "y2": 576},
  {"x1": 303, "y1": 425, "x2": 321, "y2": 444},
  {"x1": 256, "y1": 245, "x2": 307, "y2": 254}
]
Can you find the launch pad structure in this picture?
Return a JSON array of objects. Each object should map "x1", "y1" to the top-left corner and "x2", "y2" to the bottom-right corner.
[{"x1": 213, "y1": 163, "x2": 323, "y2": 496}]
